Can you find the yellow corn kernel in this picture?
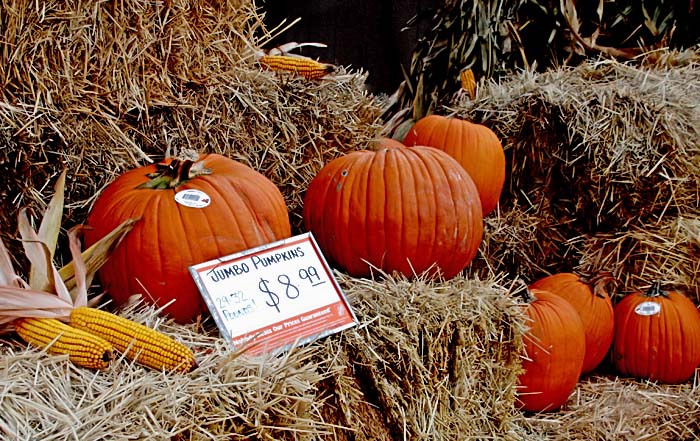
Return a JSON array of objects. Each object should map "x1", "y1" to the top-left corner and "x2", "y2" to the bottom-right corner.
[
  {"x1": 259, "y1": 55, "x2": 334, "y2": 80},
  {"x1": 69, "y1": 307, "x2": 197, "y2": 373},
  {"x1": 14, "y1": 317, "x2": 113, "y2": 370}
]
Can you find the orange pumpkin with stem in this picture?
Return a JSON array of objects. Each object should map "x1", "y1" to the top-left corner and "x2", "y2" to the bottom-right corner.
[
  {"x1": 517, "y1": 288, "x2": 586, "y2": 412},
  {"x1": 402, "y1": 114, "x2": 505, "y2": 216},
  {"x1": 612, "y1": 283, "x2": 700, "y2": 384},
  {"x1": 529, "y1": 271, "x2": 616, "y2": 375},
  {"x1": 84, "y1": 153, "x2": 291, "y2": 323},
  {"x1": 303, "y1": 138, "x2": 483, "y2": 279}
]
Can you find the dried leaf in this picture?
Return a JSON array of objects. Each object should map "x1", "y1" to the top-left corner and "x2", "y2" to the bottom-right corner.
[
  {"x1": 58, "y1": 218, "x2": 139, "y2": 294},
  {"x1": 0, "y1": 238, "x2": 26, "y2": 289},
  {"x1": 18, "y1": 208, "x2": 55, "y2": 293},
  {"x1": 67, "y1": 226, "x2": 89, "y2": 307},
  {"x1": 0, "y1": 286, "x2": 74, "y2": 321},
  {"x1": 18, "y1": 209, "x2": 73, "y2": 304},
  {"x1": 37, "y1": 170, "x2": 67, "y2": 259}
]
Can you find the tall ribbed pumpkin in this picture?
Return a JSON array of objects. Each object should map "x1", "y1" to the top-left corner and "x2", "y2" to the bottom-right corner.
[
  {"x1": 612, "y1": 283, "x2": 700, "y2": 384},
  {"x1": 402, "y1": 115, "x2": 505, "y2": 216},
  {"x1": 84, "y1": 154, "x2": 291, "y2": 323},
  {"x1": 303, "y1": 139, "x2": 483, "y2": 279},
  {"x1": 517, "y1": 288, "x2": 586, "y2": 412},
  {"x1": 529, "y1": 271, "x2": 615, "y2": 374}
]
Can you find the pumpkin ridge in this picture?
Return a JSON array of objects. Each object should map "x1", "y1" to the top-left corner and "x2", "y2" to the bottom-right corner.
[
  {"x1": 384, "y1": 148, "x2": 404, "y2": 273},
  {"x1": 108, "y1": 195, "x2": 148, "y2": 303},
  {"x1": 395, "y1": 149, "x2": 411, "y2": 273},
  {"x1": 155, "y1": 188, "x2": 201, "y2": 313},
  {"x1": 415, "y1": 147, "x2": 453, "y2": 276},
  {"x1": 427, "y1": 146, "x2": 482, "y2": 275},
  {"x1": 665, "y1": 302, "x2": 680, "y2": 381},
  {"x1": 189, "y1": 174, "x2": 249, "y2": 251},
  {"x1": 365, "y1": 152, "x2": 387, "y2": 268},
  {"x1": 182, "y1": 178, "x2": 231, "y2": 256},
  {"x1": 353, "y1": 152, "x2": 372, "y2": 272},
  {"x1": 338, "y1": 153, "x2": 364, "y2": 273},
  {"x1": 431, "y1": 148, "x2": 465, "y2": 275},
  {"x1": 327, "y1": 157, "x2": 346, "y2": 269},
  {"x1": 408, "y1": 147, "x2": 434, "y2": 273}
]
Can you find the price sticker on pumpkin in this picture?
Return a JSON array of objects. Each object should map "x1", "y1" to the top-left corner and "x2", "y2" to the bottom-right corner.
[{"x1": 189, "y1": 232, "x2": 357, "y2": 355}]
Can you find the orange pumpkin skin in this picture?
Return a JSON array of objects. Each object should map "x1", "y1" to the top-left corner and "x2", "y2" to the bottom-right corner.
[
  {"x1": 612, "y1": 285, "x2": 700, "y2": 384},
  {"x1": 529, "y1": 272, "x2": 615, "y2": 374},
  {"x1": 402, "y1": 115, "x2": 505, "y2": 216},
  {"x1": 303, "y1": 139, "x2": 483, "y2": 279},
  {"x1": 84, "y1": 153, "x2": 291, "y2": 323},
  {"x1": 517, "y1": 289, "x2": 586, "y2": 412}
]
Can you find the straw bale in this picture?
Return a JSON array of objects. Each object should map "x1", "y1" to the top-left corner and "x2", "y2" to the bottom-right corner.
[
  {"x1": 0, "y1": 301, "x2": 336, "y2": 440},
  {"x1": 324, "y1": 273, "x2": 526, "y2": 440},
  {"x1": 473, "y1": 203, "x2": 573, "y2": 279},
  {"x1": 453, "y1": 50, "x2": 700, "y2": 290},
  {"x1": 576, "y1": 214, "x2": 700, "y2": 303},
  {"x1": 517, "y1": 374, "x2": 700, "y2": 441},
  {"x1": 0, "y1": 273, "x2": 525, "y2": 440}
]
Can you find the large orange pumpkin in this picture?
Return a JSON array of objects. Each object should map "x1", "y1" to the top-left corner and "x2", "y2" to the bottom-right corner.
[
  {"x1": 529, "y1": 271, "x2": 615, "y2": 374},
  {"x1": 402, "y1": 114, "x2": 505, "y2": 216},
  {"x1": 303, "y1": 139, "x2": 483, "y2": 279},
  {"x1": 612, "y1": 283, "x2": 700, "y2": 384},
  {"x1": 517, "y1": 288, "x2": 586, "y2": 412},
  {"x1": 84, "y1": 153, "x2": 291, "y2": 323}
]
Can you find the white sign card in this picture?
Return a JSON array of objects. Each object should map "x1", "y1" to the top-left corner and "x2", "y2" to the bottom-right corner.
[{"x1": 189, "y1": 232, "x2": 357, "y2": 355}]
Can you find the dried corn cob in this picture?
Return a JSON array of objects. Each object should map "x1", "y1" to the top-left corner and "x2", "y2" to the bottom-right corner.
[
  {"x1": 459, "y1": 68, "x2": 476, "y2": 100},
  {"x1": 14, "y1": 317, "x2": 113, "y2": 370},
  {"x1": 259, "y1": 55, "x2": 334, "y2": 80},
  {"x1": 69, "y1": 307, "x2": 196, "y2": 373}
]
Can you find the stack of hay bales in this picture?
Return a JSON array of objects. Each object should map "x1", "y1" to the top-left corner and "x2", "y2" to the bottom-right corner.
[
  {"x1": 455, "y1": 52, "x2": 700, "y2": 440},
  {"x1": 0, "y1": 0, "x2": 382, "y2": 248},
  {"x1": 0, "y1": 276, "x2": 525, "y2": 440},
  {"x1": 460, "y1": 52, "x2": 700, "y2": 303},
  {"x1": 0, "y1": 1, "x2": 526, "y2": 440}
]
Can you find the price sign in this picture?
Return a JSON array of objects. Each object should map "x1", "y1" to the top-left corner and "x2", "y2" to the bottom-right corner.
[{"x1": 189, "y1": 232, "x2": 357, "y2": 355}]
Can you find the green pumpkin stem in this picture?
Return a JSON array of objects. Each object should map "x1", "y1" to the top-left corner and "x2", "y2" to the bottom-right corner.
[{"x1": 139, "y1": 158, "x2": 212, "y2": 189}]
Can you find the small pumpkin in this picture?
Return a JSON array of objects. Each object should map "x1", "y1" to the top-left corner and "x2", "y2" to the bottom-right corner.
[
  {"x1": 517, "y1": 288, "x2": 586, "y2": 412},
  {"x1": 84, "y1": 153, "x2": 291, "y2": 323},
  {"x1": 612, "y1": 283, "x2": 700, "y2": 384},
  {"x1": 529, "y1": 271, "x2": 615, "y2": 374},
  {"x1": 303, "y1": 138, "x2": 483, "y2": 279},
  {"x1": 402, "y1": 114, "x2": 505, "y2": 216}
]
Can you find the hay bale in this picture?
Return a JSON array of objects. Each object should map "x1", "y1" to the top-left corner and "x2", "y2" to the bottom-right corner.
[
  {"x1": 0, "y1": 274, "x2": 525, "y2": 439},
  {"x1": 518, "y1": 375, "x2": 700, "y2": 440},
  {"x1": 326, "y1": 274, "x2": 525, "y2": 440},
  {"x1": 458, "y1": 51, "x2": 700, "y2": 294}
]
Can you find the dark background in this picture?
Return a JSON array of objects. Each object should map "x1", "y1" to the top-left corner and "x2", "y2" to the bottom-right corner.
[{"x1": 261, "y1": 0, "x2": 442, "y2": 95}]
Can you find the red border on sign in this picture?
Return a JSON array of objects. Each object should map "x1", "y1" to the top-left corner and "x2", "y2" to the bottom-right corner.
[{"x1": 232, "y1": 300, "x2": 354, "y2": 355}]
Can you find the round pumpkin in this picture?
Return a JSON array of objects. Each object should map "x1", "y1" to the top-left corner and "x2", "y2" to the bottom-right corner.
[
  {"x1": 517, "y1": 288, "x2": 586, "y2": 412},
  {"x1": 303, "y1": 138, "x2": 483, "y2": 279},
  {"x1": 83, "y1": 153, "x2": 291, "y2": 323},
  {"x1": 612, "y1": 283, "x2": 700, "y2": 384},
  {"x1": 529, "y1": 271, "x2": 615, "y2": 374},
  {"x1": 402, "y1": 114, "x2": 505, "y2": 216}
]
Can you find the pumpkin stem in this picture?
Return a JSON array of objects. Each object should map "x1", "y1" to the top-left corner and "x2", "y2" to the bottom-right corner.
[
  {"x1": 139, "y1": 158, "x2": 212, "y2": 189},
  {"x1": 644, "y1": 281, "x2": 668, "y2": 298},
  {"x1": 589, "y1": 270, "x2": 617, "y2": 299},
  {"x1": 514, "y1": 278, "x2": 536, "y2": 303}
]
